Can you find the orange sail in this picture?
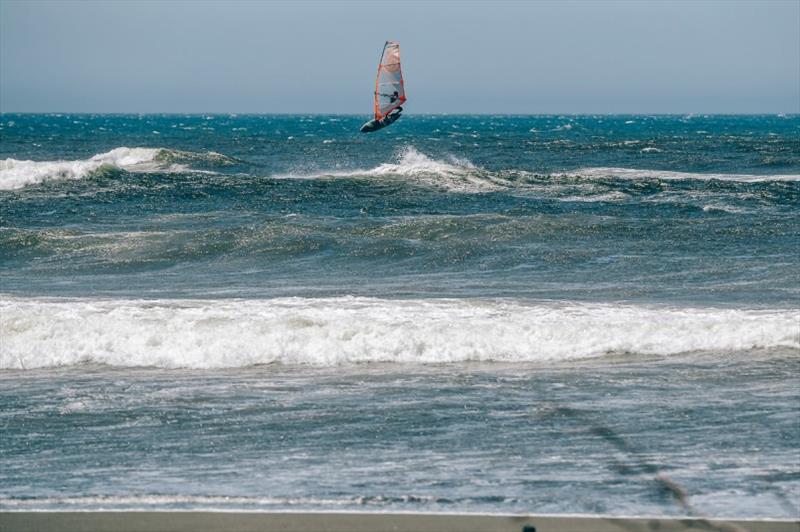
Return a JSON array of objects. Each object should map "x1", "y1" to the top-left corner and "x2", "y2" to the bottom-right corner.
[{"x1": 374, "y1": 41, "x2": 407, "y2": 120}]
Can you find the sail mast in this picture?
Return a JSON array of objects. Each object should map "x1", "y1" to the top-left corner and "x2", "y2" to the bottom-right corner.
[{"x1": 373, "y1": 42, "x2": 387, "y2": 120}]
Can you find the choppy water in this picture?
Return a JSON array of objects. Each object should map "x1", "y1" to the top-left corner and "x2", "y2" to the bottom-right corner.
[{"x1": 0, "y1": 114, "x2": 798, "y2": 517}]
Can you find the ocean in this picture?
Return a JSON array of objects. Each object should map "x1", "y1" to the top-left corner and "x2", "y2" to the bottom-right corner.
[{"x1": 0, "y1": 114, "x2": 798, "y2": 517}]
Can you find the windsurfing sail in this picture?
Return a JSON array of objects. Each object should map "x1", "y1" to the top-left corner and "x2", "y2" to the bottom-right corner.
[{"x1": 374, "y1": 41, "x2": 406, "y2": 120}]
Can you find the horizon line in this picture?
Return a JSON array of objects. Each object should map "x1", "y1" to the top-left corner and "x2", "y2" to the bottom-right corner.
[{"x1": 2, "y1": 111, "x2": 798, "y2": 117}]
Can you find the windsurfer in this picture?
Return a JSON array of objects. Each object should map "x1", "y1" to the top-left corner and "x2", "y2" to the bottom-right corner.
[{"x1": 359, "y1": 41, "x2": 406, "y2": 133}]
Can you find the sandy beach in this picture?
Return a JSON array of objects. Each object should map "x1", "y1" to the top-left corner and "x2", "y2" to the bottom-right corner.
[{"x1": 1, "y1": 512, "x2": 798, "y2": 532}]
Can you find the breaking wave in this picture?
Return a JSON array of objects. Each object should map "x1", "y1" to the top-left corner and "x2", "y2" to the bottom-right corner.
[
  {"x1": 357, "y1": 147, "x2": 513, "y2": 191},
  {"x1": 0, "y1": 494, "x2": 451, "y2": 510},
  {"x1": 276, "y1": 146, "x2": 800, "y2": 191},
  {"x1": 1, "y1": 296, "x2": 796, "y2": 369},
  {"x1": 4, "y1": 145, "x2": 797, "y2": 192},
  {"x1": 0, "y1": 147, "x2": 232, "y2": 190},
  {"x1": 277, "y1": 146, "x2": 508, "y2": 192}
]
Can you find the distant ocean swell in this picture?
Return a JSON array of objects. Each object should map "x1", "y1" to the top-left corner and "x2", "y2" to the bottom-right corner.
[
  {"x1": 1, "y1": 296, "x2": 796, "y2": 369},
  {"x1": 2, "y1": 145, "x2": 799, "y2": 192}
]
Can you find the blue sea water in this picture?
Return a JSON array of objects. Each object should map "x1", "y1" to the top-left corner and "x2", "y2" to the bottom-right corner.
[{"x1": 0, "y1": 114, "x2": 798, "y2": 517}]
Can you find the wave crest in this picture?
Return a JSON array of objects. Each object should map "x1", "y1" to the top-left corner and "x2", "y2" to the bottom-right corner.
[
  {"x1": 572, "y1": 167, "x2": 800, "y2": 182},
  {"x1": 1, "y1": 296, "x2": 796, "y2": 369},
  {"x1": 276, "y1": 146, "x2": 506, "y2": 192},
  {"x1": 0, "y1": 147, "x2": 227, "y2": 190},
  {"x1": 366, "y1": 146, "x2": 514, "y2": 192},
  {"x1": 276, "y1": 146, "x2": 799, "y2": 192}
]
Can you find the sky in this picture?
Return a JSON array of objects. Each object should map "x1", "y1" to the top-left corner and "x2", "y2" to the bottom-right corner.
[{"x1": 1, "y1": 0, "x2": 798, "y2": 114}]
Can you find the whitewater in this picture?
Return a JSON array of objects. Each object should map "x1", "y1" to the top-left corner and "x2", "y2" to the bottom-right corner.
[
  {"x1": 5, "y1": 144, "x2": 799, "y2": 193},
  {"x1": 0, "y1": 146, "x2": 234, "y2": 190},
  {"x1": 2, "y1": 296, "x2": 796, "y2": 369}
]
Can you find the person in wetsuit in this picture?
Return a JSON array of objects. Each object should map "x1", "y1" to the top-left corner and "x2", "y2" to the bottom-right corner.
[{"x1": 360, "y1": 91, "x2": 403, "y2": 132}]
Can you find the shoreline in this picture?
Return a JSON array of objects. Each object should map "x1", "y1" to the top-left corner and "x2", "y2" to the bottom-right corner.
[{"x1": 1, "y1": 511, "x2": 798, "y2": 532}]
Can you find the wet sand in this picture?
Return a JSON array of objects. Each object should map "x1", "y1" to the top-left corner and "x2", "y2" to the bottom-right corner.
[{"x1": 1, "y1": 512, "x2": 797, "y2": 532}]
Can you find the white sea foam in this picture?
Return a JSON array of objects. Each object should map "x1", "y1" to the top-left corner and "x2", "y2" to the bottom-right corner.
[
  {"x1": 364, "y1": 146, "x2": 511, "y2": 191},
  {"x1": 364, "y1": 145, "x2": 477, "y2": 177},
  {"x1": 278, "y1": 146, "x2": 507, "y2": 192},
  {"x1": 277, "y1": 147, "x2": 799, "y2": 190},
  {"x1": 0, "y1": 147, "x2": 221, "y2": 190},
  {"x1": 702, "y1": 203, "x2": 748, "y2": 214},
  {"x1": 0, "y1": 147, "x2": 162, "y2": 189},
  {"x1": 560, "y1": 191, "x2": 630, "y2": 203},
  {"x1": 1, "y1": 296, "x2": 796, "y2": 369},
  {"x1": 0, "y1": 494, "x2": 439, "y2": 509},
  {"x1": 573, "y1": 167, "x2": 800, "y2": 182}
]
